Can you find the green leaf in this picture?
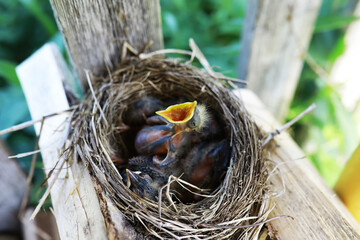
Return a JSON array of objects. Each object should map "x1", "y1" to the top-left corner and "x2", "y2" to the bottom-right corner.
[
  {"x1": 328, "y1": 34, "x2": 345, "y2": 63},
  {"x1": 18, "y1": 0, "x2": 57, "y2": 36},
  {"x1": 314, "y1": 15, "x2": 359, "y2": 33},
  {"x1": 0, "y1": 86, "x2": 29, "y2": 133},
  {"x1": 0, "y1": 60, "x2": 20, "y2": 86},
  {"x1": 163, "y1": 12, "x2": 178, "y2": 33},
  {"x1": 330, "y1": 91, "x2": 359, "y2": 157}
]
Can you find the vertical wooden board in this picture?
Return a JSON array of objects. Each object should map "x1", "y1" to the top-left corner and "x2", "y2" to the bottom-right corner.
[
  {"x1": 16, "y1": 43, "x2": 107, "y2": 240},
  {"x1": 235, "y1": 89, "x2": 360, "y2": 239},
  {"x1": 50, "y1": 0, "x2": 163, "y2": 86},
  {"x1": 238, "y1": 0, "x2": 321, "y2": 122}
]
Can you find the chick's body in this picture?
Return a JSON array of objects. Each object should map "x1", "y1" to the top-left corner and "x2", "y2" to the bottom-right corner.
[
  {"x1": 124, "y1": 139, "x2": 230, "y2": 202},
  {"x1": 121, "y1": 156, "x2": 168, "y2": 200},
  {"x1": 123, "y1": 96, "x2": 164, "y2": 126},
  {"x1": 134, "y1": 101, "x2": 207, "y2": 156},
  {"x1": 122, "y1": 99, "x2": 229, "y2": 202}
]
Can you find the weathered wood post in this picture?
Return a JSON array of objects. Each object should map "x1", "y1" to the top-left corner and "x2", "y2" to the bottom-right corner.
[
  {"x1": 238, "y1": 0, "x2": 321, "y2": 122},
  {"x1": 50, "y1": 0, "x2": 163, "y2": 86},
  {"x1": 236, "y1": 89, "x2": 360, "y2": 239},
  {"x1": 16, "y1": 1, "x2": 163, "y2": 239}
]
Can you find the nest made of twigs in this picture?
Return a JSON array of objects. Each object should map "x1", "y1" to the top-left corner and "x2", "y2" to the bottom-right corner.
[{"x1": 64, "y1": 56, "x2": 272, "y2": 239}]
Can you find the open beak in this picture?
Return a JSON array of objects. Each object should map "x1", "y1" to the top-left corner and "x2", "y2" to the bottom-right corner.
[
  {"x1": 155, "y1": 101, "x2": 197, "y2": 124},
  {"x1": 126, "y1": 169, "x2": 139, "y2": 188}
]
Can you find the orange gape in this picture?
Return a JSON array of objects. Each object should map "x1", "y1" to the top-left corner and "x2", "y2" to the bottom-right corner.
[
  {"x1": 156, "y1": 101, "x2": 197, "y2": 124},
  {"x1": 135, "y1": 101, "x2": 198, "y2": 156}
]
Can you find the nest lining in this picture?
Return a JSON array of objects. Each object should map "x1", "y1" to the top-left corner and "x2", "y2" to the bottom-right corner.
[{"x1": 64, "y1": 57, "x2": 271, "y2": 239}]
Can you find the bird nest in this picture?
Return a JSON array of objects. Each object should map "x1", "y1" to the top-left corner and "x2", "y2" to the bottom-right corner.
[{"x1": 63, "y1": 56, "x2": 272, "y2": 239}]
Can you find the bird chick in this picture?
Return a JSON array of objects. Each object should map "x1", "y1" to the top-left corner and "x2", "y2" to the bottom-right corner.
[
  {"x1": 134, "y1": 124, "x2": 173, "y2": 155},
  {"x1": 123, "y1": 139, "x2": 230, "y2": 203},
  {"x1": 135, "y1": 101, "x2": 210, "y2": 156},
  {"x1": 155, "y1": 101, "x2": 210, "y2": 133},
  {"x1": 122, "y1": 156, "x2": 171, "y2": 201},
  {"x1": 178, "y1": 139, "x2": 230, "y2": 202},
  {"x1": 122, "y1": 96, "x2": 164, "y2": 126},
  {"x1": 151, "y1": 101, "x2": 212, "y2": 168},
  {"x1": 123, "y1": 169, "x2": 162, "y2": 200}
]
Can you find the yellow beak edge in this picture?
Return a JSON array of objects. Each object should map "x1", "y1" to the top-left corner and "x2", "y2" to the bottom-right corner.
[{"x1": 156, "y1": 101, "x2": 197, "y2": 124}]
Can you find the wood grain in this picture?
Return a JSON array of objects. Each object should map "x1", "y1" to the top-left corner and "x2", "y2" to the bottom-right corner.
[
  {"x1": 235, "y1": 89, "x2": 360, "y2": 239},
  {"x1": 16, "y1": 44, "x2": 108, "y2": 240},
  {"x1": 50, "y1": 0, "x2": 163, "y2": 87},
  {"x1": 238, "y1": 0, "x2": 321, "y2": 122}
]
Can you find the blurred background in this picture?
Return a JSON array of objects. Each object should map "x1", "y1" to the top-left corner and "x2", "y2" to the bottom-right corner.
[{"x1": 0, "y1": 0, "x2": 359, "y2": 235}]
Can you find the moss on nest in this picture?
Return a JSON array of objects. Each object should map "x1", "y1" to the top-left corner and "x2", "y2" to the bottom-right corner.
[{"x1": 64, "y1": 56, "x2": 272, "y2": 239}]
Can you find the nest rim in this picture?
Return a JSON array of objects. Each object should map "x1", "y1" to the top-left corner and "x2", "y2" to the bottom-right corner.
[{"x1": 65, "y1": 56, "x2": 271, "y2": 239}]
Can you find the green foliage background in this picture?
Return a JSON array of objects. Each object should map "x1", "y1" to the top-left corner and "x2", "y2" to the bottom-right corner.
[{"x1": 0, "y1": 0, "x2": 358, "y2": 205}]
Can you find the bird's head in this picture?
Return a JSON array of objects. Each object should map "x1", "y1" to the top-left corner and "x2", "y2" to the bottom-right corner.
[
  {"x1": 125, "y1": 169, "x2": 157, "y2": 199},
  {"x1": 125, "y1": 169, "x2": 160, "y2": 200},
  {"x1": 155, "y1": 101, "x2": 209, "y2": 132}
]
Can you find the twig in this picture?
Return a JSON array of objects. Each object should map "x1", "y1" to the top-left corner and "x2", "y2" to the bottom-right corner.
[
  {"x1": 139, "y1": 39, "x2": 247, "y2": 85},
  {"x1": 200, "y1": 215, "x2": 294, "y2": 229},
  {"x1": 121, "y1": 41, "x2": 139, "y2": 62},
  {"x1": 30, "y1": 157, "x2": 67, "y2": 220},
  {"x1": 139, "y1": 49, "x2": 193, "y2": 59},
  {"x1": 85, "y1": 70, "x2": 108, "y2": 126},
  {"x1": 40, "y1": 159, "x2": 60, "y2": 188},
  {"x1": 18, "y1": 117, "x2": 45, "y2": 220},
  {"x1": 0, "y1": 106, "x2": 76, "y2": 136},
  {"x1": 8, "y1": 149, "x2": 41, "y2": 159},
  {"x1": 189, "y1": 39, "x2": 247, "y2": 85},
  {"x1": 137, "y1": 40, "x2": 154, "y2": 55},
  {"x1": 21, "y1": 211, "x2": 52, "y2": 240},
  {"x1": 305, "y1": 53, "x2": 331, "y2": 83},
  {"x1": 262, "y1": 104, "x2": 316, "y2": 147}
]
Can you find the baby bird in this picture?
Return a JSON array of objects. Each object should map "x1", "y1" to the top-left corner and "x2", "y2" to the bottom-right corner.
[
  {"x1": 123, "y1": 169, "x2": 162, "y2": 200},
  {"x1": 122, "y1": 96, "x2": 164, "y2": 126},
  {"x1": 121, "y1": 156, "x2": 171, "y2": 201},
  {"x1": 124, "y1": 140, "x2": 230, "y2": 202},
  {"x1": 174, "y1": 139, "x2": 230, "y2": 202},
  {"x1": 134, "y1": 124, "x2": 173, "y2": 155},
  {"x1": 183, "y1": 139, "x2": 229, "y2": 187},
  {"x1": 122, "y1": 100, "x2": 229, "y2": 202},
  {"x1": 135, "y1": 101, "x2": 210, "y2": 156},
  {"x1": 155, "y1": 101, "x2": 209, "y2": 133}
]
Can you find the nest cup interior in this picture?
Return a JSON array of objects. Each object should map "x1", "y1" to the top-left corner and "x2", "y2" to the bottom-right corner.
[{"x1": 68, "y1": 57, "x2": 269, "y2": 239}]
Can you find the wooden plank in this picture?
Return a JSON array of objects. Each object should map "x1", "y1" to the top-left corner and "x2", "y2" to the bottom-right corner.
[
  {"x1": 50, "y1": 0, "x2": 163, "y2": 87},
  {"x1": 235, "y1": 89, "x2": 360, "y2": 239},
  {"x1": 238, "y1": 0, "x2": 321, "y2": 122},
  {"x1": 16, "y1": 43, "x2": 108, "y2": 240},
  {"x1": 0, "y1": 139, "x2": 26, "y2": 232}
]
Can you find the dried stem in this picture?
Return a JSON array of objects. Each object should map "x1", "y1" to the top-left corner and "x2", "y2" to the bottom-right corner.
[
  {"x1": 0, "y1": 106, "x2": 76, "y2": 136},
  {"x1": 30, "y1": 157, "x2": 67, "y2": 220},
  {"x1": 262, "y1": 104, "x2": 316, "y2": 146},
  {"x1": 19, "y1": 117, "x2": 45, "y2": 220}
]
